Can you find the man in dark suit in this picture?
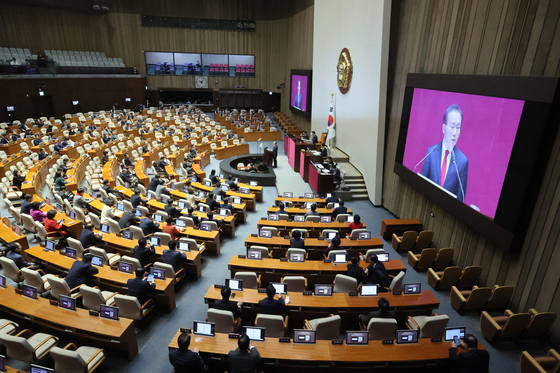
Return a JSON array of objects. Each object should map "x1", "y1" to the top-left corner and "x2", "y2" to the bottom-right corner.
[
  {"x1": 420, "y1": 104, "x2": 468, "y2": 203},
  {"x1": 276, "y1": 201, "x2": 288, "y2": 215},
  {"x1": 169, "y1": 332, "x2": 207, "y2": 373},
  {"x1": 185, "y1": 207, "x2": 200, "y2": 226},
  {"x1": 449, "y1": 334, "x2": 490, "y2": 373},
  {"x1": 331, "y1": 200, "x2": 348, "y2": 220},
  {"x1": 290, "y1": 230, "x2": 305, "y2": 249},
  {"x1": 214, "y1": 286, "x2": 243, "y2": 319},
  {"x1": 65, "y1": 254, "x2": 98, "y2": 289},
  {"x1": 20, "y1": 194, "x2": 33, "y2": 215},
  {"x1": 347, "y1": 256, "x2": 365, "y2": 284},
  {"x1": 119, "y1": 210, "x2": 140, "y2": 229},
  {"x1": 310, "y1": 131, "x2": 318, "y2": 144},
  {"x1": 6, "y1": 242, "x2": 33, "y2": 269},
  {"x1": 102, "y1": 179, "x2": 120, "y2": 195},
  {"x1": 228, "y1": 334, "x2": 261, "y2": 373},
  {"x1": 326, "y1": 192, "x2": 339, "y2": 204},
  {"x1": 363, "y1": 255, "x2": 389, "y2": 287},
  {"x1": 221, "y1": 197, "x2": 234, "y2": 214},
  {"x1": 127, "y1": 268, "x2": 156, "y2": 305},
  {"x1": 358, "y1": 297, "x2": 397, "y2": 327},
  {"x1": 164, "y1": 199, "x2": 181, "y2": 218},
  {"x1": 140, "y1": 215, "x2": 160, "y2": 236},
  {"x1": 258, "y1": 284, "x2": 285, "y2": 316},
  {"x1": 148, "y1": 174, "x2": 163, "y2": 192},
  {"x1": 163, "y1": 240, "x2": 186, "y2": 272},
  {"x1": 79, "y1": 224, "x2": 103, "y2": 249},
  {"x1": 272, "y1": 141, "x2": 278, "y2": 168},
  {"x1": 133, "y1": 237, "x2": 155, "y2": 267},
  {"x1": 130, "y1": 189, "x2": 147, "y2": 208}
]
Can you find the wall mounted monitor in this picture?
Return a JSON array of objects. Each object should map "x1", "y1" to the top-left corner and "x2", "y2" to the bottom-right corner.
[
  {"x1": 72, "y1": 101, "x2": 79, "y2": 106},
  {"x1": 6, "y1": 106, "x2": 14, "y2": 112},
  {"x1": 201, "y1": 54, "x2": 228, "y2": 77},
  {"x1": 394, "y1": 74, "x2": 560, "y2": 251},
  {"x1": 293, "y1": 329, "x2": 316, "y2": 344},
  {"x1": 145, "y1": 51, "x2": 174, "y2": 75},
  {"x1": 173, "y1": 53, "x2": 202, "y2": 76},
  {"x1": 229, "y1": 55, "x2": 255, "y2": 77},
  {"x1": 290, "y1": 69, "x2": 312, "y2": 119}
]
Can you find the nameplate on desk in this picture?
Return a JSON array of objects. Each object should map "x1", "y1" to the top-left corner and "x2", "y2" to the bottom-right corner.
[
  {"x1": 261, "y1": 217, "x2": 267, "y2": 220},
  {"x1": 49, "y1": 300, "x2": 59, "y2": 306},
  {"x1": 431, "y1": 337, "x2": 442, "y2": 342},
  {"x1": 180, "y1": 328, "x2": 192, "y2": 334},
  {"x1": 299, "y1": 196, "x2": 303, "y2": 198},
  {"x1": 318, "y1": 237, "x2": 325, "y2": 240},
  {"x1": 257, "y1": 288, "x2": 266, "y2": 293},
  {"x1": 280, "y1": 258, "x2": 288, "y2": 262},
  {"x1": 393, "y1": 291, "x2": 402, "y2": 295},
  {"x1": 382, "y1": 340, "x2": 394, "y2": 345},
  {"x1": 15, "y1": 288, "x2": 23, "y2": 294},
  {"x1": 323, "y1": 259, "x2": 332, "y2": 263},
  {"x1": 350, "y1": 237, "x2": 357, "y2": 240},
  {"x1": 110, "y1": 265, "x2": 118, "y2": 270},
  {"x1": 277, "y1": 195, "x2": 282, "y2": 197},
  {"x1": 251, "y1": 233, "x2": 258, "y2": 237},
  {"x1": 331, "y1": 339, "x2": 344, "y2": 345},
  {"x1": 303, "y1": 291, "x2": 312, "y2": 296},
  {"x1": 349, "y1": 292, "x2": 358, "y2": 296},
  {"x1": 214, "y1": 284, "x2": 223, "y2": 289},
  {"x1": 89, "y1": 310, "x2": 99, "y2": 317},
  {"x1": 238, "y1": 254, "x2": 246, "y2": 259},
  {"x1": 279, "y1": 337, "x2": 291, "y2": 343},
  {"x1": 287, "y1": 219, "x2": 293, "y2": 222}
]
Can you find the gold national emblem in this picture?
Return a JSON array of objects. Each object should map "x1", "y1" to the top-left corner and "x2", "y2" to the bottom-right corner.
[{"x1": 337, "y1": 48, "x2": 353, "y2": 94}]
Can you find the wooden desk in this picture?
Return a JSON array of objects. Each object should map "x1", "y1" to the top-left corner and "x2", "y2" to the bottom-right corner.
[
  {"x1": 22, "y1": 154, "x2": 59, "y2": 195},
  {"x1": 102, "y1": 157, "x2": 119, "y2": 188},
  {"x1": 0, "y1": 286, "x2": 138, "y2": 360},
  {"x1": 0, "y1": 152, "x2": 25, "y2": 178},
  {"x1": 244, "y1": 236, "x2": 383, "y2": 260},
  {"x1": 380, "y1": 219, "x2": 423, "y2": 241},
  {"x1": 300, "y1": 149, "x2": 323, "y2": 182},
  {"x1": 168, "y1": 330, "x2": 481, "y2": 372},
  {"x1": 214, "y1": 143, "x2": 249, "y2": 160},
  {"x1": 243, "y1": 130, "x2": 282, "y2": 142},
  {"x1": 194, "y1": 151, "x2": 211, "y2": 168},
  {"x1": 191, "y1": 182, "x2": 256, "y2": 212},
  {"x1": 204, "y1": 286, "x2": 439, "y2": 322},
  {"x1": 0, "y1": 141, "x2": 25, "y2": 156},
  {"x1": 59, "y1": 145, "x2": 80, "y2": 160},
  {"x1": 26, "y1": 245, "x2": 177, "y2": 311},
  {"x1": 39, "y1": 200, "x2": 83, "y2": 238},
  {"x1": 169, "y1": 189, "x2": 248, "y2": 224},
  {"x1": 274, "y1": 196, "x2": 327, "y2": 207},
  {"x1": 65, "y1": 155, "x2": 89, "y2": 191},
  {"x1": 228, "y1": 256, "x2": 406, "y2": 287},
  {"x1": 285, "y1": 134, "x2": 315, "y2": 172},
  {"x1": 256, "y1": 219, "x2": 363, "y2": 235},
  {"x1": 309, "y1": 162, "x2": 333, "y2": 197},
  {"x1": 219, "y1": 178, "x2": 263, "y2": 202},
  {"x1": 267, "y1": 206, "x2": 353, "y2": 217},
  {"x1": 0, "y1": 218, "x2": 29, "y2": 250},
  {"x1": 135, "y1": 159, "x2": 150, "y2": 188}
]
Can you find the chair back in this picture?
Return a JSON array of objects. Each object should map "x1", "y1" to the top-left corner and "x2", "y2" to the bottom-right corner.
[
  {"x1": 106, "y1": 218, "x2": 121, "y2": 234},
  {"x1": 333, "y1": 274, "x2": 357, "y2": 293},
  {"x1": 398, "y1": 231, "x2": 418, "y2": 250},
  {"x1": 67, "y1": 237, "x2": 86, "y2": 258},
  {"x1": 336, "y1": 214, "x2": 350, "y2": 222},
  {"x1": 326, "y1": 250, "x2": 347, "y2": 261},
  {"x1": 48, "y1": 276, "x2": 71, "y2": 299},
  {"x1": 519, "y1": 350, "x2": 560, "y2": 373},
  {"x1": 0, "y1": 257, "x2": 23, "y2": 283},
  {"x1": 439, "y1": 266, "x2": 463, "y2": 289},
  {"x1": 234, "y1": 272, "x2": 259, "y2": 289},
  {"x1": 260, "y1": 226, "x2": 278, "y2": 236},
  {"x1": 321, "y1": 229, "x2": 338, "y2": 238},
  {"x1": 282, "y1": 276, "x2": 306, "y2": 292},
  {"x1": 367, "y1": 318, "x2": 397, "y2": 340},
  {"x1": 432, "y1": 248, "x2": 454, "y2": 270},
  {"x1": 286, "y1": 248, "x2": 306, "y2": 258},
  {"x1": 120, "y1": 255, "x2": 142, "y2": 272},
  {"x1": 0, "y1": 334, "x2": 33, "y2": 363},
  {"x1": 389, "y1": 271, "x2": 405, "y2": 292},
  {"x1": 207, "y1": 309, "x2": 235, "y2": 333},
  {"x1": 153, "y1": 262, "x2": 176, "y2": 279},
  {"x1": 50, "y1": 346, "x2": 91, "y2": 373},
  {"x1": 154, "y1": 232, "x2": 172, "y2": 246},
  {"x1": 278, "y1": 213, "x2": 288, "y2": 221},
  {"x1": 463, "y1": 287, "x2": 492, "y2": 311},
  {"x1": 417, "y1": 314, "x2": 449, "y2": 338},
  {"x1": 80, "y1": 285, "x2": 106, "y2": 311},
  {"x1": 113, "y1": 294, "x2": 143, "y2": 320},
  {"x1": 522, "y1": 311, "x2": 558, "y2": 338},
  {"x1": 178, "y1": 238, "x2": 199, "y2": 250},
  {"x1": 456, "y1": 266, "x2": 483, "y2": 289},
  {"x1": 414, "y1": 230, "x2": 434, "y2": 250},
  {"x1": 500, "y1": 313, "x2": 532, "y2": 339},
  {"x1": 21, "y1": 268, "x2": 48, "y2": 293},
  {"x1": 248, "y1": 245, "x2": 270, "y2": 258},
  {"x1": 178, "y1": 217, "x2": 194, "y2": 228},
  {"x1": 310, "y1": 315, "x2": 341, "y2": 340},
  {"x1": 256, "y1": 314, "x2": 285, "y2": 337},
  {"x1": 305, "y1": 215, "x2": 320, "y2": 222},
  {"x1": 414, "y1": 248, "x2": 437, "y2": 270},
  {"x1": 21, "y1": 213, "x2": 37, "y2": 233},
  {"x1": 88, "y1": 247, "x2": 114, "y2": 266},
  {"x1": 88, "y1": 213, "x2": 101, "y2": 229},
  {"x1": 130, "y1": 226, "x2": 145, "y2": 239},
  {"x1": 364, "y1": 249, "x2": 385, "y2": 262},
  {"x1": 485, "y1": 286, "x2": 514, "y2": 312},
  {"x1": 350, "y1": 228, "x2": 368, "y2": 238}
]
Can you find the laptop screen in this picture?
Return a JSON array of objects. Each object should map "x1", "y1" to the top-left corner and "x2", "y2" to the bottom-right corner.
[
  {"x1": 56, "y1": 204, "x2": 62, "y2": 212},
  {"x1": 244, "y1": 326, "x2": 265, "y2": 341},
  {"x1": 204, "y1": 180, "x2": 211, "y2": 187},
  {"x1": 327, "y1": 232, "x2": 337, "y2": 241},
  {"x1": 117, "y1": 203, "x2": 124, "y2": 211},
  {"x1": 358, "y1": 231, "x2": 371, "y2": 240},
  {"x1": 268, "y1": 213, "x2": 279, "y2": 221},
  {"x1": 240, "y1": 187, "x2": 250, "y2": 194},
  {"x1": 69, "y1": 211, "x2": 76, "y2": 219},
  {"x1": 334, "y1": 253, "x2": 347, "y2": 264},
  {"x1": 304, "y1": 203, "x2": 313, "y2": 209},
  {"x1": 176, "y1": 219, "x2": 186, "y2": 228},
  {"x1": 65, "y1": 248, "x2": 77, "y2": 259},
  {"x1": 396, "y1": 330, "x2": 419, "y2": 344},
  {"x1": 347, "y1": 215, "x2": 354, "y2": 223},
  {"x1": 91, "y1": 255, "x2": 103, "y2": 267},
  {"x1": 320, "y1": 216, "x2": 331, "y2": 223},
  {"x1": 283, "y1": 192, "x2": 293, "y2": 198},
  {"x1": 193, "y1": 321, "x2": 215, "y2": 336},
  {"x1": 59, "y1": 295, "x2": 76, "y2": 311},
  {"x1": 250, "y1": 181, "x2": 258, "y2": 186},
  {"x1": 198, "y1": 205, "x2": 206, "y2": 213},
  {"x1": 200, "y1": 223, "x2": 211, "y2": 232},
  {"x1": 376, "y1": 253, "x2": 389, "y2": 262},
  {"x1": 360, "y1": 285, "x2": 378, "y2": 296},
  {"x1": 216, "y1": 195, "x2": 223, "y2": 201},
  {"x1": 247, "y1": 250, "x2": 262, "y2": 260},
  {"x1": 100, "y1": 305, "x2": 119, "y2": 321},
  {"x1": 125, "y1": 182, "x2": 130, "y2": 188},
  {"x1": 444, "y1": 327, "x2": 466, "y2": 342},
  {"x1": 289, "y1": 252, "x2": 305, "y2": 262},
  {"x1": 121, "y1": 230, "x2": 133, "y2": 240},
  {"x1": 219, "y1": 174, "x2": 224, "y2": 179},
  {"x1": 304, "y1": 193, "x2": 314, "y2": 199},
  {"x1": 314, "y1": 284, "x2": 333, "y2": 296},
  {"x1": 115, "y1": 260, "x2": 132, "y2": 273},
  {"x1": 91, "y1": 192, "x2": 97, "y2": 199},
  {"x1": 178, "y1": 242, "x2": 190, "y2": 252},
  {"x1": 147, "y1": 192, "x2": 154, "y2": 200},
  {"x1": 404, "y1": 283, "x2": 421, "y2": 295},
  {"x1": 219, "y1": 208, "x2": 228, "y2": 216},
  {"x1": 346, "y1": 331, "x2": 369, "y2": 345},
  {"x1": 22, "y1": 284, "x2": 38, "y2": 300},
  {"x1": 271, "y1": 282, "x2": 287, "y2": 295},
  {"x1": 30, "y1": 365, "x2": 54, "y2": 373},
  {"x1": 326, "y1": 193, "x2": 332, "y2": 198},
  {"x1": 0, "y1": 275, "x2": 6, "y2": 289},
  {"x1": 151, "y1": 268, "x2": 165, "y2": 280},
  {"x1": 150, "y1": 237, "x2": 161, "y2": 247},
  {"x1": 293, "y1": 330, "x2": 316, "y2": 344},
  {"x1": 191, "y1": 176, "x2": 197, "y2": 182},
  {"x1": 177, "y1": 201, "x2": 186, "y2": 209},
  {"x1": 135, "y1": 209, "x2": 142, "y2": 216},
  {"x1": 45, "y1": 240, "x2": 55, "y2": 251},
  {"x1": 154, "y1": 214, "x2": 163, "y2": 223},
  {"x1": 225, "y1": 279, "x2": 243, "y2": 291},
  {"x1": 259, "y1": 229, "x2": 272, "y2": 238},
  {"x1": 233, "y1": 178, "x2": 240, "y2": 183},
  {"x1": 45, "y1": 197, "x2": 51, "y2": 205},
  {"x1": 221, "y1": 185, "x2": 229, "y2": 191},
  {"x1": 160, "y1": 197, "x2": 167, "y2": 204},
  {"x1": 101, "y1": 224, "x2": 110, "y2": 233},
  {"x1": 233, "y1": 197, "x2": 242, "y2": 205}
]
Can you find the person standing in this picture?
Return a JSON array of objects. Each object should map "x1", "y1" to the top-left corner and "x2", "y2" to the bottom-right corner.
[{"x1": 272, "y1": 141, "x2": 278, "y2": 168}]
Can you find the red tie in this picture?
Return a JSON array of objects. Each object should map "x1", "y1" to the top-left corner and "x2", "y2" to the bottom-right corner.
[{"x1": 441, "y1": 150, "x2": 449, "y2": 186}]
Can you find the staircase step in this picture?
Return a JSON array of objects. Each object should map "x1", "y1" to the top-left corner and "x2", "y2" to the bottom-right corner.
[{"x1": 352, "y1": 194, "x2": 370, "y2": 200}]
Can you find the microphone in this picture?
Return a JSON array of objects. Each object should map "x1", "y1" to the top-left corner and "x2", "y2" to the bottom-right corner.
[
  {"x1": 413, "y1": 146, "x2": 438, "y2": 173},
  {"x1": 451, "y1": 150, "x2": 465, "y2": 202}
]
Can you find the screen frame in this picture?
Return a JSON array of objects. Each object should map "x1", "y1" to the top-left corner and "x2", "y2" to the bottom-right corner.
[
  {"x1": 289, "y1": 69, "x2": 312, "y2": 119},
  {"x1": 293, "y1": 329, "x2": 316, "y2": 344}
]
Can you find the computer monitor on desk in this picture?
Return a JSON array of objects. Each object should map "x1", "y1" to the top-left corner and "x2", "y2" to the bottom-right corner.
[
  {"x1": 293, "y1": 330, "x2": 316, "y2": 344},
  {"x1": 225, "y1": 278, "x2": 243, "y2": 291},
  {"x1": 244, "y1": 326, "x2": 265, "y2": 341},
  {"x1": 193, "y1": 321, "x2": 215, "y2": 337}
]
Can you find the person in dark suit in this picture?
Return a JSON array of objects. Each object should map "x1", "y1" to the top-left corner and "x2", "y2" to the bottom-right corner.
[
  {"x1": 123, "y1": 154, "x2": 133, "y2": 168},
  {"x1": 148, "y1": 174, "x2": 163, "y2": 192},
  {"x1": 164, "y1": 199, "x2": 181, "y2": 219},
  {"x1": 119, "y1": 210, "x2": 140, "y2": 229},
  {"x1": 130, "y1": 188, "x2": 147, "y2": 208},
  {"x1": 293, "y1": 80, "x2": 303, "y2": 110},
  {"x1": 228, "y1": 334, "x2": 261, "y2": 373},
  {"x1": 331, "y1": 200, "x2": 348, "y2": 220},
  {"x1": 127, "y1": 268, "x2": 156, "y2": 305},
  {"x1": 358, "y1": 297, "x2": 397, "y2": 327},
  {"x1": 140, "y1": 214, "x2": 160, "y2": 236},
  {"x1": 102, "y1": 179, "x2": 120, "y2": 195},
  {"x1": 79, "y1": 224, "x2": 103, "y2": 249},
  {"x1": 169, "y1": 332, "x2": 207, "y2": 373},
  {"x1": 326, "y1": 192, "x2": 339, "y2": 204},
  {"x1": 290, "y1": 230, "x2": 305, "y2": 249},
  {"x1": 272, "y1": 141, "x2": 278, "y2": 168},
  {"x1": 258, "y1": 284, "x2": 285, "y2": 316},
  {"x1": 6, "y1": 242, "x2": 33, "y2": 269},
  {"x1": 310, "y1": 131, "x2": 318, "y2": 144},
  {"x1": 65, "y1": 254, "x2": 98, "y2": 289},
  {"x1": 185, "y1": 207, "x2": 200, "y2": 226},
  {"x1": 347, "y1": 256, "x2": 365, "y2": 284},
  {"x1": 221, "y1": 197, "x2": 234, "y2": 214},
  {"x1": 163, "y1": 240, "x2": 186, "y2": 272},
  {"x1": 214, "y1": 286, "x2": 243, "y2": 319},
  {"x1": 133, "y1": 237, "x2": 155, "y2": 267},
  {"x1": 276, "y1": 201, "x2": 288, "y2": 215},
  {"x1": 449, "y1": 334, "x2": 490, "y2": 373},
  {"x1": 420, "y1": 104, "x2": 468, "y2": 202},
  {"x1": 20, "y1": 194, "x2": 33, "y2": 215},
  {"x1": 363, "y1": 255, "x2": 389, "y2": 287}
]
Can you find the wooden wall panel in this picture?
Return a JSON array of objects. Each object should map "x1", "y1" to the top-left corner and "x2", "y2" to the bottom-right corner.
[{"x1": 385, "y1": 0, "x2": 560, "y2": 344}]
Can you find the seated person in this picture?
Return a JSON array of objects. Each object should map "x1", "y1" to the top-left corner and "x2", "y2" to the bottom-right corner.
[
  {"x1": 20, "y1": 194, "x2": 33, "y2": 215},
  {"x1": 101, "y1": 150, "x2": 110, "y2": 165},
  {"x1": 363, "y1": 255, "x2": 389, "y2": 287},
  {"x1": 358, "y1": 297, "x2": 396, "y2": 327},
  {"x1": 163, "y1": 217, "x2": 181, "y2": 240},
  {"x1": 140, "y1": 214, "x2": 160, "y2": 235},
  {"x1": 80, "y1": 224, "x2": 103, "y2": 249},
  {"x1": 119, "y1": 210, "x2": 140, "y2": 229},
  {"x1": 214, "y1": 286, "x2": 243, "y2": 319},
  {"x1": 169, "y1": 332, "x2": 207, "y2": 373},
  {"x1": 101, "y1": 199, "x2": 116, "y2": 223},
  {"x1": 73, "y1": 188, "x2": 92, "y2": 211},
  {"x1": 185, "y1": 207, "x2": 200, "y2": 226},
  {"x1": 38, "y1": 148, "x2": 48, "y2": 160},
  {"x1": 130, "y1": 188, "x2": 147, "y2": 208},
  {"x1": 205, "y1": 194, "x2": 220, "y2": 212},
  {"x1": 127, "y1": 268, "x2": 156, "y2": 305},
  {"x1": 347, "y1": 256, "x2": 365, "y2": 284},
  {"x1": 201, "y1": 211, "x2": 222, "y2": 228},
  {"x1": 148, "y1": 174, "x2": 163, "y2": 192},
  {"x1": 324, "y1": 234, "x2": 343, "y2": 256},
  {"x1": 331, "y1": 200, "x2": 348, "y2": 220},
  {"x1": 305, "y1": 203, "x2": 320, "y2": 217},
  {"x1": 44, "y1": 209, "x2": 73, "y2": 238},
  {"x1": 134, "y1": 237, "x2": 155, "y2": 267},
  {"x1": 449, "y1": 334, "x2": 490, "y2": 373},
  {"x1": 290, "y1": 230, "x2": 305, "y2": 249},
  {"x1": 65, "y1": 254, "x2": 98, "y2": 289},
  {"x1": 164, "y1": 199, "x2": 181, "y2": 219},
  {"x1": 163, "y1": 240, "x2": 186, "y2": 272},
  {"x1": 258, "y1": 284, "x2": 285, "y2": 316},
  {"x1": 57, "y1": 186, "x2": 74, "y2": 202},
  {"x1": 221, "y1": 197, "x2": 234, "y2": 214},
  {"x1": 246, "y1": 163, "x2": 257, "y2": 173},
  {"x1": 102, "y1": 179, "x2": 120, "y2": 195},
  {"x1": 12, "y1": 170, "x2": 26, "y2": 191},
  {"x1": 29, "y1": 202, "x2": 47, "y2": 223},
  {"x1": 349, "y1": 215, "x2": 364, "y2": 231},
  {"x1": 276, "y1": 201, "x2": 288, "y2": 215},
  {"x1": 6, "y1": 242, "x2": 33, "y2": 269}
]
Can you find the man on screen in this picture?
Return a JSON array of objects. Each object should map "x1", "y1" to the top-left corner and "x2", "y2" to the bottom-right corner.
[
  {"x1": 420, "y1": 104, "x2": 468, "y2": 202},
  {"x1": 294, "y1": 80, "x2": 303, "y2": 110}
]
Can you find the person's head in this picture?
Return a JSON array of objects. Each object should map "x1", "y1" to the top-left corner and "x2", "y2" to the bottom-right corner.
[
  {"x1": 371, "y1": 254, "x2": 379, "y2": 264},
  {"x1": 442, "y1": 104, "x2": 463, "y2": 150},
  {"x1": 273, "y1": 141, "x2": 277, "y2": 146},
  {"x1": 168, "y1": 240, "x2": 177, "y2": 251},
  {"x1": 311, "y1": 131, "x2": 316, "y2": 135},
  {"x1": 353, "y1": 215, "x2": 361, "y2": 224},
  {"x1": 310, "y1": 203, "x2": 317, "y2": 211},
  {"x1": 331, "y1": 235, "x2": 341, "y2": 248},
  {"x1": 47, "y1": 209, "x2": 57, "y2": 219},
  {"x1": 462, "y1": 334, "x2": 478, "y2": 349},
  {"x1": 77, "y1": 188, "x2": 84, "y2": 195},
  {"x1": 6, "y1": 242, "x2": 21, "y2": 253},
  {"x1": 210, "y1": 169, "x2": 216, "y2": 176},
  {"x1": 177, "y1": 332, "x2": 191, "y2": 352},
  {"x1": 103, "y1": 179, "x2": 110, "y2": 185},
  {"x1": 338, "y1": 200, "x2": 344, "y2": 207},
  {"x1": 167, "y1": 198, "x2": 173, "y2": 206},
  {"x1": 238, "y1": 334, "x2": 250, "y2": 352},
  {"x1": 378, "y1": 297, "x2": 390, "y2": 311},
  {"x1": 24, "y1": 194, "x2": 32, "y2": 202},
  {"x1": 138, "y1": 237, "x2": 147, "y2": 247},
  {"x1": 292, "y1": 230, "x2": 301, "y2": 240},
  {"x1": 166, "y1": 217, "x2": 174, "y2": 225},
  {"x1": 266, "y1": 284, "x2": 276, "y2": 299},
  {"x1": 277, "y1": 202, "x2": 284, "y2": 210},
  {"x1": 30, "y1": 201, "x2": 41, "y2": 210},
  {"x1": 83, "y1": 253, "x2": 93, "y2": 263},
  {"x1": 351, "y1": 256, "x2": 359, "y2": 265},
  {"x1": 207, "y1": 212, "x2": 213, "y2": 220},
  {"x1": 154, "y1": 174, "x2": 160, "y2": 179},
  {"x1": 188, "y1": 207, "x2": 194, "y2": 214},
  {"x1": 135, "y1": 267, "x2": 146, "y2": 279},
  {"x1": 221, "y1": 286, "x2": 232, "y2": 300},
  {"x1": 106, "y1": 199, "x2": 114, "y2": 207},
  {"x1": 133, "y1": 188, "x2": 140, "y2": 195},
  {"x1": 84, "y1": 224, "x2": 95, "y2": 231}
]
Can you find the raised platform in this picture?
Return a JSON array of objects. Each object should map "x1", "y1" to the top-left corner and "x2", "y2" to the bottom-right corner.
[{"x1": 219, "y1": 154, "x2": 276, "y2": 186}]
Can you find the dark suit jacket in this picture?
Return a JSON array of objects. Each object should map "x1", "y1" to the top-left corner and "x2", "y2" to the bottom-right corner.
[
  {"x1": 258, "y1": 297, "x2": 285, "y2": 316},
  {"x1": 20, "y1": 200, "x2": 32, "y2": 215},
  {"x1": 148, "y1": 178, "x2": 162, "y2": 192},
  {"x1": 332, "y1": 206, "x2": 348, "y2": 219},
  {"x1": 347, "y1": 263, "x2": 365, "y2": 284},
  {"x1": 449, "y1": 347, "x2": 490, "y2": 373},
  {"x1": 130, "y1": 194, "x2": 144, "y2": 208},
  {"x1": 420, "y1": 142, "x2": 468, "y2": 202},
  {"x1": 169, "y1": 348, "x2": 206, "y2": 373},
  {"x1": 79, "y1": 229, "x2": 102, "y2": 249},
  {"x1": 134, "y1": 245, "x2": 155, "y2": 267},
  {"x1": 289, "y1": 238, "x2": 305, "y2": 249},
  {"x1": 140, "y1": 218, "x2": 159, "y2": 235},
  {"x1": 186, "y1": 213, "x2": 200, "y2": 226},
  {"x1": 326, "y1": 196, "x2": 339, "y2": 204},
  {"x1": 164, "y1": 205, "x2": 181, "y2": 218},
  {"x1": 228, "y1": 347, "x2": 261, "y2": 373},
  {"x1": 214, "y1": 299, "x2": 242, "y2": 318},
  {"x1": 272, "y1": 145, "x2": 278, "y2": 157},
  {"x1": 163, "y1": 249, "x2": 186, "y2": 272},
  {"x1": 7, "y1": 251, "x2": 30, "y2": 269},
  {"x1": 65, "y1": 261, "x2": 99, "y2": 289},
  {"x1": 127, "y1": 277, "x2": 156, "y2": 305},
  {"x1": 364, "y1": 262, "x2": 389, "y2": 287},
  {"x1": 119, "y1": 211, "x2": 140, "y2": 229}
]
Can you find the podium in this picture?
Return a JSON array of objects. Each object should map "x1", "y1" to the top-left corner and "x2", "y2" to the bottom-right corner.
[{"x1": 262, "y1": 147, "x2": 273, "y2": 166}]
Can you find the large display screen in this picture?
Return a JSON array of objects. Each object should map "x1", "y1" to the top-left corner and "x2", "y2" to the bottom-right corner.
[
  {"x1": 290, "y1": 69, "x2": 312, "y2": 119},
  {"x1": 145, "y1": 52, "x2": 255, "y2": 77},
  {"x1": 402, "y1": 88, "x2": 524, "y2": 219}
]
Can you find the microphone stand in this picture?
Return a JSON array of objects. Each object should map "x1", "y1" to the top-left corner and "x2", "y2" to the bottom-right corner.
[
  {"x1": 413, "y1": 146, "x2": 438, "y2": 173},
  {"x1": 452, "y1": 151, "x2": 465, "y2": 202}
]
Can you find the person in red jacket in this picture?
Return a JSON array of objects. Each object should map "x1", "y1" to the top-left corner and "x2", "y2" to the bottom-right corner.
[
  {"x1": 44, "y1": 209, "x2": 73, "y2": 239},
  {"x1": 349, "y1": 215, "x2": 364, "y2": 231}
]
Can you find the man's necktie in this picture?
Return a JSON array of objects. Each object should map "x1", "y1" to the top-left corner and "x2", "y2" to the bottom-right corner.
[{"x1": 441, "y1": 150, "x2": 449, "y2": 186}]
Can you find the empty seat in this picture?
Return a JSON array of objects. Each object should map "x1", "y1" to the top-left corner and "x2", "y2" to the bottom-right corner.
[
  {"x1": 484, "y1": 285, "x2": 514, "y2": 312},
  {"x1": 521, "y1": 309, "x2": 557, "y2": 338},
  {"x1": 413, "y1": 230, "x2": 434, "y2": 251},
  {"x1": 480, "y1": 309, "x2": 532, "y2": 343},
  {"x1": 304, "y1": 314, "x2": 341, "y2": 340},
  {"x1": 206, "y1": 308, "x2": 240, "y2": 333},
  {"x1": 281, "y1": 276, "x2": 306, "y2": 292},
  {"x1": 255, "y1": 314, "x2": 288, "y2": 337},
  {"x1": 0, "y1": 331, "x2": 58, "y2": 364},
  {"x1": 451, "y1": 285, "x2": 492, "y2": 313},
  {"x1": 363, "y1": 318, "x2": 397, "y2": 340},
  {"x1": 432, "y1": 248, "x2": 454, "y2": 270},
  {"x1": 407, "y1": 248, "x2": 437, "y2": 271},
  {"x1": 234, "y1": 272, "x2": 260, "y2": 289},
  {"x1": 519, "y1": 349, "x2": 560, "y2": 373},
  {"x1": 427, "y1": 266, "x2": 462, "y2": 290},
  {"x1": 392, "y1": 231, "x2": 417, "y2": 252},
  {"x1": 113, "y1": 294, "x2": 155, "y2": 320},
  {"x1": 333, "y1": 274, "x2": 357, "y2": 293},
  {"x1": 406, "y1": 313, "x2": 449, "y2": 338},
  {"x1": 455, "y1": 266, "x2": 483, "y2": 290},
  {"x1": 50, "y1": 344, "x2": 106, "y2": 373}
]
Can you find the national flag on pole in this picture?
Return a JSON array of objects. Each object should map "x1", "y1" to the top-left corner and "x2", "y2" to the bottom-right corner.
[{"x1": 326, "y1": 95, "x2": 336, "y2": 141}]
